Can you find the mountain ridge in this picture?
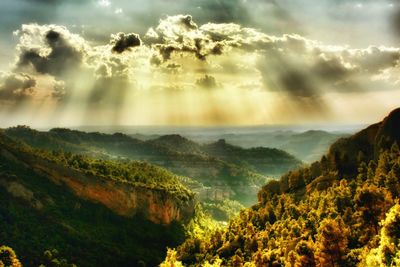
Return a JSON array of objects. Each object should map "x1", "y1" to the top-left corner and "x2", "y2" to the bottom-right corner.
[
  {"x1": 4, "y1": 126, "x2": 301, "y2": 205},
  {"x1": 166, "y1": 108, "x2": 400, "y2": 266}
]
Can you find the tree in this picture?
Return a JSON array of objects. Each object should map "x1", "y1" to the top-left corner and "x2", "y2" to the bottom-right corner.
[
  {"x1": 354, "y1": 184, "x2": 393, "y2": 235},
  {"x1": 315, "y1": 218, "x2": 348, "y2": 267},
  {"x1": 40, "y1": 249, "x2": 76, "y2": 267},
  {"x1": 288, "y1": 170, "x2": 305, "y2": 191},
  {"x1": 0, "y1": 246, "x2": 22, "y2": 267},
  {"x1": 231, "y1": 249, "x2": 244, "y2": 267},
  {"x1": 362, "y1": 204, "x2": 400, "y2": 266},
  {"x1": 294, "y1": 239, "x2": 316, "y2": 267},
  {"x1": 367, "y1": 160, "x2": 377, "y2": 181},
  {"x1": 356, "y1": 162, "x2": 368, "y2": 184},
  {"x1": 385, "y1": 160, "x2": 400, "y2": 196},
  {"x1": 374, "y1": 151, "x2": 391, "y2": 186},
  {"x1": 160, "y1": 249, "x2": 184, "y2": 267}
]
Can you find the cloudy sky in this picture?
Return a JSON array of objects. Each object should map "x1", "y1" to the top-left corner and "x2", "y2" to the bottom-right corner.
[{"x1": 0, "y1": 0, "x2": 400, "y2": 127}]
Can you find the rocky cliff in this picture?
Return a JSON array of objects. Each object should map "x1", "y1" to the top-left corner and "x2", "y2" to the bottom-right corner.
[{"x1": 0, "y1": 138, "x2": 195, "y2": 225}]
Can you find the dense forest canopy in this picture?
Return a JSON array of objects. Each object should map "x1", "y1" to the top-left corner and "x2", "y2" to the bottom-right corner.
[{"x1": 162, "y1": 108, "x2": 400, "y2": 266}]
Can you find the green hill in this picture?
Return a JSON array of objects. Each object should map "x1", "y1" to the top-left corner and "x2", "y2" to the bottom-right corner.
[
  {"x1": 148, "y1": 134, "x2": 206, "y2": 156},
  {"x1": 202, "y1": 139, "x2": 302, "y2": 175}
]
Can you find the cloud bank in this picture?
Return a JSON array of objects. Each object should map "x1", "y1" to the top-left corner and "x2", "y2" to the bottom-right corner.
[{"x1": 0, "y1": 14, "x2": 400, "y2": 126}]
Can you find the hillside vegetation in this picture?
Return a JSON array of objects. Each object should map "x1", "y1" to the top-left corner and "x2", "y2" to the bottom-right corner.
[
  {"x1": 164, "y1": 108, "x2": 400, "y2": 266},
  {"x1": 0, "y1": 132, "x2": 195, "y2": 266}
]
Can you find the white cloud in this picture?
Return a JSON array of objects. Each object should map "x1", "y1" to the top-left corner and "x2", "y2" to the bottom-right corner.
[
  {"x1": 98, "y1": 0, "x2": 111, "y2": 8},
  {"x1": 3, "y1": 15, "x2": 400, "y2": 125}
]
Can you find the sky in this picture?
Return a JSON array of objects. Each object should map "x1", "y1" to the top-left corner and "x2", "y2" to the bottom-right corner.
[{"x1": 0, "y1": 0, "x2": 400, "y2": 127}]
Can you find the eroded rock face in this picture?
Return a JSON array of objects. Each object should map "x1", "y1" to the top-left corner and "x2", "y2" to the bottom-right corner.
[
  {"x1": 36, "y1": 161, "x2": 195, "y2": 224},
  {"x1": 60, "y1": 176, "x2": 194, "y2": 224},
  {"x1": 3, "y1": 147, "x2": 195, "y2": 225}
]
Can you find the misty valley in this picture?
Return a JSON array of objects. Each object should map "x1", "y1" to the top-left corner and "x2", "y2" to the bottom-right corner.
[
  {"x1": 0, "y1": 123, "x2": 347, "y2": 266},
  {"x1": 1, "y1": 110, "x2": 400, "y2": 266}
]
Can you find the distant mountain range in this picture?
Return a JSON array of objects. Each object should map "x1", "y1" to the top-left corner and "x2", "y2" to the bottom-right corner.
[
  {"x1": 4, "y1": 127, "x2": 302, "y2": 205},
  {"x1": 72, "y1": 124, "x2": 355, "y2": 163},
  {"x1": 183, "y1": 130, "x2": 350, "y2": 163},
  {"x1": 130, "y1": 129, "x2": 350, "y2": 163}
]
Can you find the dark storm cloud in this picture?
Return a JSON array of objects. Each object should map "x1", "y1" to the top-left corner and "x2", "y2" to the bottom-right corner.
[
  {"x1": 196, "y1": 75, "x2": 218, "y2": 89},
  {"x1": 0, "y1": 72, "x2": 36, "y2": 100},
  {"x1": 177, "y1": 14, "x2": 198, "y2": 30},
  {"x1": 17, "y1": 27, "x2": 86, "y2": 76},
  {"x1": 257, "y1": 50, "x2": 320, "y2": 98},
  {"x1": 280, "y1": 70, "x2": 317, "y2": 97},
  {"x1": 110, "y1": 32, "x2": 142, "y2": 53},
  {"x1": 311, "y1": 57, "x2": 352, "y2": 82},
  {"x1": 162, "y1": 63, "x2": 182, "y2": 74},
  {"x1": 155, "y1": 44, "x2": 180, "y2": 61},
  {"x1": 10, "y1": 23, "x2": 140, "y2": 107},
  {"x1": 153, "y1": 38, "x2": 221, "y2": 62}
]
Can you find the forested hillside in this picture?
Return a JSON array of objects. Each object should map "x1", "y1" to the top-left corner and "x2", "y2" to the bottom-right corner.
[
  {"x1": 164, "y1": 108, "x2": 400, "y2": 266},
  {"x1": 0, "y1": 132, "x2": 194, "y2": 266}
]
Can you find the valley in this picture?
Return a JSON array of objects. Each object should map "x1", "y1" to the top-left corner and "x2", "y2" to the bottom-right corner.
[
  {"x1": 0, "y1": 125, "x2": 309, "y2": 266},
  {"x1": 1, "y1": 112, "x2": 399, "y2": 266}
]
